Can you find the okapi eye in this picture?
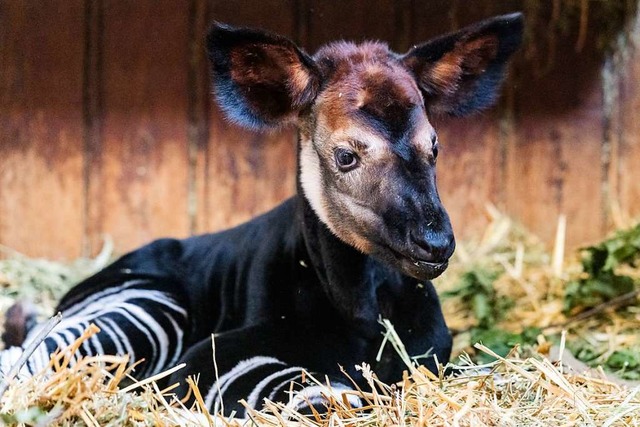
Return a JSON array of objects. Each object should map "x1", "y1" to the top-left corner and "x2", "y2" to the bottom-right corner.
[
  {"x1": 334, "y1": 148, "x2": 359, "y2": 171},
  {"x1": 430, "y1": 134, "x2": 440, "y2": 161}
]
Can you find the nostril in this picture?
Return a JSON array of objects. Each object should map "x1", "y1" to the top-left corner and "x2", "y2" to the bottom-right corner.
[
  {"x1": 444, "y1": 235, "x2": 456, "y2": 259},
  {"x1": 410, "y1": 232, "x2": 455, "y2": 263}
]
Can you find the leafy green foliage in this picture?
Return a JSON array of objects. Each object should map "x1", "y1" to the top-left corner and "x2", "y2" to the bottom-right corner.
[
  {"x1": 570, "y1": 341, "x2": 600, "y2": 364},
  {"x1": 0, "y1": 406, "x2": 51, "y2": 425},
  {"x1": 442, "y1": 267, "x2": 538, "y2": 363},
  {"x1": 564, "y1": 223, "x2": 640, "y2": 314},
  {"x1": 606, "y1": 349, "x2": 640, "y2": 380},
  {"x1": 442, "y1": 268, "x2": 513, "y2": 329},
  {"x1": 470, "y1": 327, "x2": 541, "y2": 364},
  {"x1": 570, "y1": 340, "x2": 640, "y2": 381}
]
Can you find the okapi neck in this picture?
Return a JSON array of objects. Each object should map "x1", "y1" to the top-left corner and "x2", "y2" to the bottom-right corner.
[{"x1": 294, "y1": 193, "x2": 383, "y2": 339}]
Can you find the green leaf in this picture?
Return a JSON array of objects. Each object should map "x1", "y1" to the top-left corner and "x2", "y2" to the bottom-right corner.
[
  {"x1": 606, "y1": 349, "x2": 640, "y2": 370},
  {"x1": 564, "y1": 223, "x2": 640, "y2": 313},
  {"x1": 444, "y1": 267, "x2": 511, "y2": 329},
  {"x1": 472, "y1": 293, "x2": 491, "y2": 327},
  {"x1": 470, "y1": 327, "x2": 541, "y2": 364}
]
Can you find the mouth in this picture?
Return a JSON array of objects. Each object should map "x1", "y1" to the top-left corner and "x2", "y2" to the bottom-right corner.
[
  {"x1": 381, "y1": 244, "x2": 450, "y2": 281},
  {"x1": 404, "y1": 259, "x2": 449, "y2": 280}
]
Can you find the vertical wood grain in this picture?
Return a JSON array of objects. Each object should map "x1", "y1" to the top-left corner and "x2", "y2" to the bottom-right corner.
[
  {"x1": 1, "y1": 0, "x2": 637, "y2": 259},
  {"x1": 505, "y1": 17, "x2": 605, "y2": 248},
  {"x1": 83, "y1": 0, "x2": 104, "y2": 256},
  {"x1": 188, "y1": 0, "x2": 211, "y2": 235},
  {"x1": 616, "y1": 13, "x2": 640, "y2": 225},
  {"x1": 85, "y1": 1, "x2": 192, "y2": 254},
  {"x1": 0, "y1": 1, "x2": 86, "y2": 259},
  {"x1": 303, "y1": 0, "x2": 396, "y2": 51}
]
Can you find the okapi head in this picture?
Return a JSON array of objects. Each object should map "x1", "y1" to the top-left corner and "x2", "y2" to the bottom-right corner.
[{"x1": 207, "y1": 14, "x2": 523, "y2": 281}]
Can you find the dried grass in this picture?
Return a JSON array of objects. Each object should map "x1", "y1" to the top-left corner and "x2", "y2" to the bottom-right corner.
[
  {"x1": 2, "y1": 322, "x2": 640, "y2": 426},
  {"x1": 0, "y1": 325, "x2": 218, "y2": 426},
  {"x1": 242, "y1": 330, "x2": 640, "y2": 426},
  {"x1": 438, "y1": 205, "x2": 640, "y2": 374},
  {"x1": 1, "y1": 211, "x2": 640, "y2": 425},
  {"x1": 0, "y1": 240, "x2": 113, "y2": 330}
]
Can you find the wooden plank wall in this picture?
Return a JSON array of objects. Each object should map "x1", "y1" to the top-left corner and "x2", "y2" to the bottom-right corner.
[
  {"x1": 0, "y1": 2, "x2": 86, "y2": 258},
  {"x1": 0, "y1": 0, "x2": 638, "y2": 260}
]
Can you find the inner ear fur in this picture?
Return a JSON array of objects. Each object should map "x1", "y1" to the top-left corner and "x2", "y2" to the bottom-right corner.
[
  {"x1": 207, "y1": 23, "x2": 320, "y2": 129},
  {"x1": 402, "y1": 12, "x2": 523, "y2": 117}
]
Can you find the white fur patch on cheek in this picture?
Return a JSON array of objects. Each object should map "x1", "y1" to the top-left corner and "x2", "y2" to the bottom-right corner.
[{"x1": 299, "y1": 141, "x2": 334, "y2": 230}]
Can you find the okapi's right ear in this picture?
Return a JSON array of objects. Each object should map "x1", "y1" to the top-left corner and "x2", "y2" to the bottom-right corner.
[{"x1": 206, "y1": 23, "x2": 321, "y2": 129}]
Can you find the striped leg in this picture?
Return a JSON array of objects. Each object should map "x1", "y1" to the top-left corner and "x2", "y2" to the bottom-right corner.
[
  {"x1": 0, "y1": 274, "x2": 189, "y2": 380},
  {"x1": 203, "y1": 355, "x2": 359, "y2": 415},
  {"x1": 170, "y1": 323, "x2": 364, "y2": 416}
]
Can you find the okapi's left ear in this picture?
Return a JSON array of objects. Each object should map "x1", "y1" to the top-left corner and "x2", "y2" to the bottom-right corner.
[
  {"x1": 402, "y1": 13, "x2": 523, "y2": 117},
  {"x1": 207, "y1": 23, "x2": 321, "y2": 129}
]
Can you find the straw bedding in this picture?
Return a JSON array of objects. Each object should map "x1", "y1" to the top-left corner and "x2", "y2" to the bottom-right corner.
[{"x1": 0, "y1": 212, "x2": 639, "y2": 426}]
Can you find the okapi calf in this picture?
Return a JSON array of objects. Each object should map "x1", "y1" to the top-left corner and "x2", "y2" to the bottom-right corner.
[{"x1": 1, "y1": 13, "x2": 523, "y2": 415}]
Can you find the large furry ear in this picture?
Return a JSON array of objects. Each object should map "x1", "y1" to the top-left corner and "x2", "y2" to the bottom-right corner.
[
  {"x1": 402, "y1": 13, "x2": 523, "y2": 117},
  {"x1": 206, "y1": 23, "x2": 320, "y2": 129}
]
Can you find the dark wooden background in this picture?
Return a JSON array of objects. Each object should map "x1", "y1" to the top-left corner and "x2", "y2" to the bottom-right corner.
[{"x1": 1, "y1": 0, "x2": 639, "y2": 260}]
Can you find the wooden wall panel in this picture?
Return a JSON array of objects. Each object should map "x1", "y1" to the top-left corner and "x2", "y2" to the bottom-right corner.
[
  {"x1": 505, "y1": 21, "x2": 606, "y2": 248},
  {"x1": 434, "y1": 113, "x2": 504, "y2": 242},
  {"x1": 0, "y1": 1, "x2": 86, "y2": 260},
  {"x1": 199, "y1": 0, "x2": 299, "y2": 233},
  {"x1": 1, "y1": 0, "x2": 639, "y2": 259},
  {"x1": 302, "y1": 0, "x2": 397, "y2": 50},
  {"x1": 617, "y1": 16, "x2": 640, "y2": 224},
  {"x1": 188, "y1": 0, "x2": 212, "y2": 235},
  {"x1": 85, "y1": 1, "x2": 192, "y2": 255}
]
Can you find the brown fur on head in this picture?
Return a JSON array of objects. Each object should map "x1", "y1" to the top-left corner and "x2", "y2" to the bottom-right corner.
[
  {"x1": 299, "y1": 40, "x2": 431, "y2": 254},
  {"x1": 207, "y1": 13, "x2": 523, "y2": 280}
]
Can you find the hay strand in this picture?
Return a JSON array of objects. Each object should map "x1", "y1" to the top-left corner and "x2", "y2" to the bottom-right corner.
[{"x1": 0, "y1": 312, "x2": 62, "y2": 398}]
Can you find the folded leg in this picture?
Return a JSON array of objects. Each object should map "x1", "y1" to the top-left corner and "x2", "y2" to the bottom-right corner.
[
  {"x1": 171, "y1": 322, "x2": 367, "y2": 416},
  {"x1": 0, "y1": 272, "x2": 189, "y2": 380}
]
